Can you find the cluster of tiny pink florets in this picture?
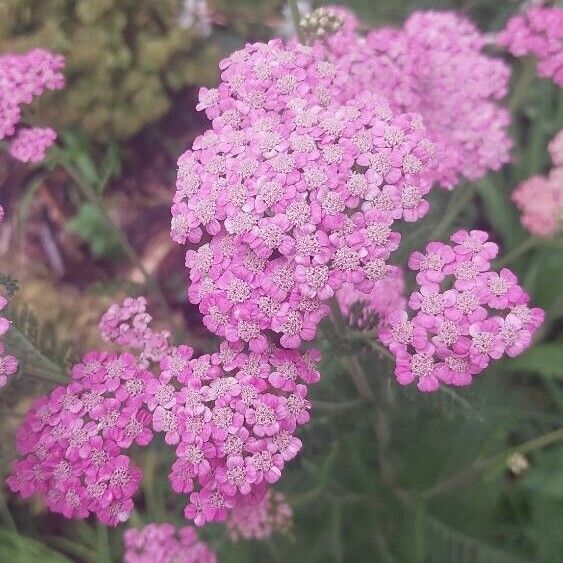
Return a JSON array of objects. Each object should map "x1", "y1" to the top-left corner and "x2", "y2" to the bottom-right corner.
[
  {"x1": 318, "y1": 10, "x2": 512, "y2": 188},
  {"x1": 100, "y1": 296, "x2": 173, "y2": 368},
  {"x1": 227, "y1": 489, "x2": 292, "y2": 541},
  {"x1": 379, "y1": 229, "x2": 544, "y2": 392},
  {"x1": 512, "y1": 128, "x2": 563, "y2": 237},
  {"x1": 7, "y1": 350, "x2": 155, "y2": 525},
  {"x1": 0, "y1": 49, "x2": 65, "y2": 162},
  {"x1": 497, "y1": 7, "x2": 563, "y2": 87},
  {"x1": 101, "y1": 296, "x2": 318, "y2": 527},
  {"x1": 3, "y1": 7, "x2": 547, "y2": 539},
  {"x1": 124, "y1": 523, "x2": 216, "y2": 563}
]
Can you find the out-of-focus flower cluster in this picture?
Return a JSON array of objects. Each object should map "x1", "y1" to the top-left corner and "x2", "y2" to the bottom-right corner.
[
  {"x1": 497, "y1": 7, "x2": 563, "y2": 87},
  {"x1": 124, "y1": 523, "x2": 216, "y2": 563},
  {"x1": 227, "y1": 489, "x2": 292, "y2": 541},
  {"x1": 7, "y1": 351, "x2": 155, "y2": 525},
  {"x1": 0, "y1": 48, "x2": 65, "y2": 162},
  {"x1": 380, "y1": 230, "x2": 544, "y2": 392},
  {"x1": 512, "y1": 129, "x2": 563, "y2": 237},
  {"x1": 100, "y1": 297, "x2": 173, "y2": 368},
  {"x1": 336, "y1": 266, "x2": 405, "y2": 329},
  {"x1": 319, "y1": 9, "x2": 512, "y2": 188}
]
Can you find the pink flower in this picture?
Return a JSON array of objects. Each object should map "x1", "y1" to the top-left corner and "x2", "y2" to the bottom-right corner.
[
  {"x1": 0, "y1": 49, "x2": 65, "y2": 162},
  {"x1": 380, "y1": 229, "x2": 544, "y2": 392},
  {"x1": 9, "y1": 127, "x2": 56, "y2": 162},
  {"x1": 227, "y1": 490, "x2": 292, "y2": 541},
  {"x1": 216, "y1": 455, "x2": 257, "y2": 496},
  {"x1": 124, "y1": 522, "x2": 217, "y2": 563},
  {"x1": 498, "y1": 7, "x2": 563, "y2": 87}
]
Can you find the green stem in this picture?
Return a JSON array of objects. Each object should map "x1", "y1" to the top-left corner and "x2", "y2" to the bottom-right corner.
[
  {"x1": 494, "y1": 237, "x2": 538, "y2": 269},
  {"x1": 59, "y1": 158, "x2": 176, "y2": 325},
  {"x1": 288, "y1": 0, "x2": 305, "y2": 43},
  {"x1": 97, "y1": 525, "x2": 112, "y2": 563},
  {"x1": 330, "y1": 299, "x2": 374, "y2": 401},
  {"x1": 431, "y1": 183, "x2": 478, "y2": 240},
  {"x1": 313, "y1": 398, "x2": 365, "y2": 411},
  {"x1": 422, "y1": 427, "x2": 563, "y2": 499},
  {"x1": 509, "y1": 58, "x2": 537, "y2": 112},
  {"x1": 7, "y1": 325, "x2": 67, "y2": 383}
]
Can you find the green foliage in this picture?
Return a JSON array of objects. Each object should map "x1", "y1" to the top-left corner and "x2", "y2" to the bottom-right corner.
[
  {"x1": 0, "y1": 0, "x2": 280, "y2": 141},
  {"x1": 505, "y1": 344, "x2": 563, "y2": 379},
  {"x1": 58, "y1": 130, "x2": 122, "y2": 194},
  {"x1": 0, "y1": 528, "x2": 72, "y2": 563},
  {"x1": 67, "y1": 202, "x2": 123, "y2": 259},
  {"x1": 4, "y1": 302, "x2": 72, "y2": 382}
]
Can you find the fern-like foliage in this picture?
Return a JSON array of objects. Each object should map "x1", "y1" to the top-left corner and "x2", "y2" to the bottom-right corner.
[
  {"x1": 0, "y1": 274, "x2": 19, "y2": 298},
  {"x1": 4, "y1": 303, "x2": 72, "y2": 383},
  {"x1": 424, "y1": 514, "x2": 531, "y2": 563}
]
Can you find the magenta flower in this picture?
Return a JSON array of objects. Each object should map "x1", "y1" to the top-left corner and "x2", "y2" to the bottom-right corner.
[{"x1": 381, "y1": 229, "x2": 543, "y2": 391}]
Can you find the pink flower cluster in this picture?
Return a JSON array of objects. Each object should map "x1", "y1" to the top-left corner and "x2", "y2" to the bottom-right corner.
[
  {"x1": 0, "y1": 49, "x2": 65, "y2": 162},
  {"x1": 498, "y1": 7, "x2": 563, "y2": 87},
  {"x1": 124, "y1": 523, "x2": 216, "y2": 563},
  {"x1": 318, "y1": 10, "x2": 512, "y2": 188},
  {"x1": 174, "y1": 39, "x2": 436, "y2": 351},
  {"x1": 512, "y1": 129, "x2": 563, "y2": 237},
  {"x1": 0, "y1": 294, "x2": 18, "y2": 389},
  {"x1": 100, "y1": 296, "x2": 173, "y2": 368},
  {"x1": 227, "y1": 489, "x2": 292, "y2": 541},
  {"x1": 7, "y1": 351, "x2": 155, "y2": 525},
  {"x1": 161, "y1": 341, "x2": 318, "y2": 527},
  {"x1": 171, "y1": 36, "x2": 437, "y2": 522},
  {"x1": 380, "y1": 230, "x2": 544, "y2": 392}
]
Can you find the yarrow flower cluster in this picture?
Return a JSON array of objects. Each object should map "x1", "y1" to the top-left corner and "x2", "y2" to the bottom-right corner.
[
  {"x1": 124, "y1": 523, "x2": 216, "y2": 563},
  {"x1": 0, "y1": 49, "x2": 65, "y2": 162},
  {"x1": 100, "y1": 296, "x2": 173, "y2": 368},
  {"x1": 7, "y1": 351, "x2": 155, "y2": 525},
  {"x1": 380, "y1": 229, "x2": 544, "y2": 392},
  {"x1": 497, "y1": 7, "x2": 563, "y2": 87},
  {"x1": 512, "y1": 129, "x2": 563, "y2": 237},
  {"x1": 169, "y1": 28, "x2": 440, "y2": 522},
  {"x1": 227, "y1": 489, "x2": 292, "y2": 541},
  {"x1": 4, "y1": 7, "x2": 548, "y2": 537},
  {"x1": 317, "y1": 9, "x2": 512, "y2": 188}
]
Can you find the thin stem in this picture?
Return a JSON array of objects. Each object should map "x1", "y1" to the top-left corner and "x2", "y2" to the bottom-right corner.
[
  {"x1": 430, "y1": 183, "x2": 478, "y2": 241},
  {"x1": 59, "y1": 157, "x2": 176, "y2": 326},
  {"x1": 96, "y1": 524, "x2": 112, "y2": 563},
  {"x1": 329, "y1": 299, "x2": 398, "y2": 486},
  {"x1": 509, "y1": 58, "x2": 537, "y2": 112},
  {"x1": 313, "y1": 398, "x2": 365, "y2": 411},
  {"x1": 330, "y1": 299, "x2": 374, "y2": 400},
  {"x1": 422, "y1": 427, "x2": 563, "y2": 499},
  {"x1": 494, "y1": 237, "x2": 538, "y2": 269},
  {"x1": 288, "y1": 0, "x2": 305, "y2": 43}
]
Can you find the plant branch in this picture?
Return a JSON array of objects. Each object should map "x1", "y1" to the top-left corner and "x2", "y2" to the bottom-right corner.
[
  {"x1": 422, "y1": 426, "x2": 563, "y2": 499},
  {"x1": 57, "y1": 155, "x2": 178, "y2": 330},
  {"x1": 431, "y1": 183, "x2": 478, "y2": 241},
  {"x1": 494, "y1": 237, "x2": 538, "y2": 269}
]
